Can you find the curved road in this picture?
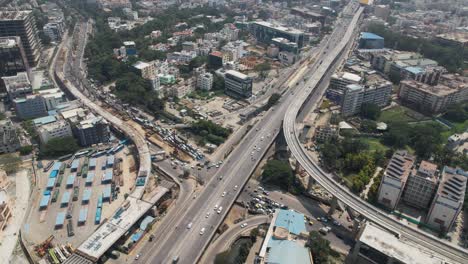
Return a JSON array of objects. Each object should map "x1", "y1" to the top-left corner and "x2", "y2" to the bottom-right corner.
[
  {"x1": 201, "y1": 216, "x2": 269, "y2": 264},
  {"x1": 283, "y1": 5, "x2": 468, "y2": 264}
]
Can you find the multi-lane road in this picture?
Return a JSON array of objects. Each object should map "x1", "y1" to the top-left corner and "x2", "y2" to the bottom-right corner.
[
  {"x1": 137, "y1": 3, "x2": 360, "y2": 264},
  {"x1": 282, "y1": 5, "x2": 468, "y2": 264}
]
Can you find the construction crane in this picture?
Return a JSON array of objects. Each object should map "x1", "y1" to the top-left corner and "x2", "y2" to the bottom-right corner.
[{"x1": 34, "y1": 235, "x2": 54, "y2": 257}]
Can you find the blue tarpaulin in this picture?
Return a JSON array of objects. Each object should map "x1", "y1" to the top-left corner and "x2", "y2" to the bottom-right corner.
[
  {"x1": 103, "y1": 185, "x2": 111, "y2": 200},
  {"x1": 55, "y1": 212, "x2": 66, "y2": 227},
  {"x1": 61, "y1": 191, "x2": 71, "y2": 205},
  {"x1": 71, "y1": 160, "x2": 79, "y2": 171},
  {"x1": 131, "y1": 231, "x2": 143, "y2": 242},
  {"x1": 66, "y1": 175, "x2": 76, "y2": 187},
  {"x1": 40, "y1": 195, "x2": 50, "y2": 208},
  {"x1": 49, "y1": 170, "x2": 58, "y2": 178},
  {"x1": 79, "y1": 207, "x2": 88, "y2": 223},
  {"x1": 89, "y1": 158, "x2": 96, "y2": 169},
  {"x1": 51, "y1": 162, "x2": 62, "y2": 171},
  {"x1": 101, "y1": 170, "x2": 113, "y2": 183},
  {"x1": 46, "y1": 178, "x2": 56, "y2": 189},
  {"x1": 106, "y1": 155, "x2": 115, "y2": 168},
  {"x1": 85, "y1": 172, "x2": 94, "y2": 185},
  {"x1": 82, "y1": 189, "x2": 92, "y2": 203}
]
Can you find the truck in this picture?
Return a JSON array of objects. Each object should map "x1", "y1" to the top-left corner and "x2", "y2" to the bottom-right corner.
[{"x1": 72, "y1": 186, "x2": 79, "y2": 201}]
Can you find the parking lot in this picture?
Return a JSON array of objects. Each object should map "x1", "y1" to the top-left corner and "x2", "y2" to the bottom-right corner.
[{"x1": 25, "y1": 144, "x2": 137, "y2": 247}]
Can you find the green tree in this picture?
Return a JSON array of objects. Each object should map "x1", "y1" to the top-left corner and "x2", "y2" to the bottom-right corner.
[
  {"x1": 40, "y1": 137, "x2": 80, "y2": 157},
  {"x1": 360, "y1": 103, "x2": 381, "y2": 120},
  {"x1": 261, "y1": 160, "x2": 300, "y2": 193},
  {"x1": 443, "y1": 104, "x2": 468, "y2": 123},
  {"x1": 212, "y1": 74, "x2": 225, "y2": 91},
  {"x1": 0, "y1": 154, "x2": 21, "y2": 174},
  {"x1": 306, "y1": 231, "x2": 339, "y2": 264},
  {"x1": 19, "y1": 145, "x2": 33, "y2": 156},
  {"x1": 266, "y1": 93, "x2": 281, "y2": 109}
]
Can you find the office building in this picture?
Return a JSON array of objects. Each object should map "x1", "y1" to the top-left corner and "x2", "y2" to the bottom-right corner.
[
  {"x1": 0, "y1": 36, "x2": 30, "y2": 78},
  {"x1": 258, "y1": 209, "x2": 313, "y2": 264},
  {"x1": 224, "y1": 70, "x2": 252, "y2": 98},
  {"x1": 358, "y1": 32, "x2": 384, "y2": 49},
  {"x1": 0, "y1": 10, "x2": 42, "y2": 66},
  {"x1": 426, "y1": 166, "x2": 467, "y2": 232},
  {"x1": 37, "y1": 88, "x2": 66, "y2": 111},
  {"x1": 348, "y1": 222, "x2": 448, "y2": 264},
  {"x1": 278, "y1": 51, "x2": 297, "y2": 65},
  {"x1": 2, "y1": 72, "x2": 32, "y2": 100},
  {"x1": 249, "y1": 21, "x2": 305, "y2": 48},
  {"x1": 208, "y1": 51, "x2": 223, "y2": 69},
  {"x1": 398, "y1": 76, "x2": 468, "y2": 114},
  {"x1": 377, "y1": 151, "x2": 415, "y2": 210},
  {"x1": 75, "y1": 116, "x2": 110, "y2": 147},
  {"x1": 14, "y1": 94, "x2": 47, "y2": 120},
  {"x1": 197, "y1": 72, "x2": 213, "y2": 91},
  {"x1": 399, "y1": 65, "x2": 446, "y2": 85},
  {"x1": 0, "y1": 119, "x2": 20, "y2": 154},
  {"x1": 37, "y1": 119, "x2": 72, "y2": 144},
  {"x1": 271, "y1": 37, "x2": 299, "y2": 54},
  {"x1": 402, "y1": 161, "x2": 438, "y2": 209}
]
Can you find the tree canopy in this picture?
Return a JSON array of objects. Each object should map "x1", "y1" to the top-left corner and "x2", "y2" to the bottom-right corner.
[
  {"x1": 306, "y1": 231, "x2": 339, "y2": 264},
  {"x1": 360, "y1": 103, "x2": 381, "y2": 120},
  {"x1": 40, "y1": 137, "x2": 80, "y2": 158}
]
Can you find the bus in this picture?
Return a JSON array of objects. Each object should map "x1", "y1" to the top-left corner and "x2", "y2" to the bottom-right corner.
[
  {"x1": 67, "y1": 203, "x2": 74, "y2": 219},
  {"x1": 58, "y1": 154, "x2": 73, "y2": 161},
  {"x1": 55, "y1": 246, "x2": 67, "y2": 262},
  {"x1": 75, "y1": 149, "x2": 90, "y2": 158},
  {"x1": 67, "y1": 219, "x2": 74, "y2": 237},
  {"x1": 55, "y1": 174, "x2": 63, "y2": 187},
  {"x1": 97, "y1": 195, "x2": 103, "y2": 208},
  {"x1": 95, "y1": 207, "x2": 102, "y2": 224},
  {"x1": 43, "y1": 161, "x2": 54, "y2": 173},
  {"x1": 52, "y1": 189, "x2": 60, "y2": 203},
  {"x1": 48, "y1": 248, "x2": 60, "y2": 264},
  {"x1": 59, "y1": 163, "x2": 66, "y2": 175},
  {"x1": 72, "y1": 187, "x2": 79, "y2": 201}
]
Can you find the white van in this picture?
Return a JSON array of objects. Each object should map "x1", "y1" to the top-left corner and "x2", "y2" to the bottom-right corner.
[{"x1": 217, "y1": 206, "x2": 223, "y2": 214}]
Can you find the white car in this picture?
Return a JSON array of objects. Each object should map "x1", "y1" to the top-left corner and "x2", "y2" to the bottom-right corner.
[
  {"x1": 135, "y1": 254, "x2": 140, "y2": 260},
  {"x1": 206, "y1": 212, "x2": 210, "y2": 218},
  {"x1": 200, "y1": 228, "x2": 206, "y2": 235},
  {"x1": 222, "y1": 192, "x2": 226, "y2": 197},
  {"x1": 187, "y1": 222, "x2": 193, "y2": 229},
  {"x1": 214, "y1": 204, "x2": 219, "y2": 210},
  {"x1": 217, "y1": 206, "x2": 223, "y2": 214},
  {"x1": 234, "y1": 185, "x2": 238, "y2": 190},
  {"x1": 240, "y1": 223, "x2": 248, "y2": 228}
]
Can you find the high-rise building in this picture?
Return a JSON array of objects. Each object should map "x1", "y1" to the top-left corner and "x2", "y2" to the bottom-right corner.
[
  {"x1": 0, "y1": 11, "x2": 42, "y2": 67},
  {"x1": 197, "y1": 72, "x2": 213, "y2": 91},
  {"x1": 37, "y1": 119, "x2": 72, "y2": 144},
  {"x1": 224, "y1": 70, "x2": 252, "y2": 98},
  {"x1": 340, "y1": 81, "x2": 392, "y2": 116},
  {"x1": 377, "y1": 151, "x2": 415, "y2": 210},
  {"x1": 13, "y1": 94, "x2": 48, "y2": 120},
  {"x1": 249, "y1": 21, "x2": 305, "y2": 48},
  {"x1": 402, "y1": 161, "x2": 438, "y2": 209},
  {"x1": 426, "y1": 166, "x2": 467, "y2": 232},
  {"x1": 0, "y1": 36, "x2": 30, "y2": 78},
  {"x1": 74, "y1": 116, "x2": 110, "y2": 147}
]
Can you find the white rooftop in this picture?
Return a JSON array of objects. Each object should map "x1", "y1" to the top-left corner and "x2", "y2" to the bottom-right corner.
[
  {"x1": 226, "y1": 70, "x2": 249, "y2": 80},
  {"x1": 342, "y1": 72, "x2": 362, "y2": 83},
  {"x1": 133, "y1": 61, "x2": 150, "y2": 70},
  {"x1": 76, "y1": 186, "x2": 168, "y2": 260},
  {"x1": 359, "y1": 223, "x2": 446, "y2": 264}
]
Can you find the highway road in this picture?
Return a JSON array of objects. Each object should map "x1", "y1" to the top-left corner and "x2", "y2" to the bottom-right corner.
[
  {"x1": 138, "y1": 3, "x2": 359, "y2": 264},
  {"x1": 282, "y1": 4, "x2": 468, "y2": 264}
]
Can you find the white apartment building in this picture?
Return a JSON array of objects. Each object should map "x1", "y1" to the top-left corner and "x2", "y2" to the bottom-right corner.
[
  {"x1": 38, "y1": 88, "x2": 66, "y2": 111},
  {"x1": 329, "y1": 72, "x2": 362, "y2": 91},
  {"x1": 426, "y1": 166, "x2": 468, "y2": 232},
  {"x1": 399, "y1": 75, "x2": 468, "y2": 114},
  {"x1": 377, "y1": 151, "x2": 415, "y2": 210},
  {"x1": 37, "y1": 119, "x2": 72, "y2": 144},
  {"x1": 197, "y1": 72, "x2": 213, "y2": 91}
]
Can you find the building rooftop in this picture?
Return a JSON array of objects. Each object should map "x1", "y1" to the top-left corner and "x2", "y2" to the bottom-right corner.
[
  {"x1": 33, "y1": 115, "x2": 57, "y2": 126},
  {"x1": 385, "y1": 151, "x2": 415, "y2": 182},
  {"x1": 361, "y1": 32, "x2": 384, "y2": 40},
  {"x1": 274, "y1": 209, "x2": 306, "y2": 236},
  {"x1": 253, "y1": 21, "x2": 304, "y2": 35},
  {"x1": 266, "y1": 239, "x2": 311, "y2": 264},
  {"x1": 0, "y1": 10, "x2": 32, "y2": 21},
  {"x1": 225, "y1": 70, "x2": 249, "y2": 80},
  {"x1": 437, "y1": 166, "x2": 468, "y2": 202},
  {"x1": 0, "y1": 36, "x2": 19, "y2": 48},
  {"x1": 436, "y1": 32, "x2": 468, "y2": 45},
  {"x1": 76, "y1": 187, "x2": 169, "y2": 261},
  {"x1": 416, "y1": 161, "x2": 438, "y2": 180},
  {"x1": 133, "y1": 61, "x2": 150, "y2": 70},
  {"x1": 400, "y1": 80, "x2": 465, "y2": 97},
  {"x1": 359, "y1": 223, "x2": 446, "y2": 264}
]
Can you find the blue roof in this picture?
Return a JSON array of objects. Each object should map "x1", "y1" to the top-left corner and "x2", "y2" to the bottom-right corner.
[
  {"x1": 103, "y1": 185, "x2": 111, "y2": 199},
  {"x1": 61, "y1": 191, "x2": 71, "y2": 204},
  {"x1": 66, "y1": 175, "x2": 76, "y2": 186},
  {"x1": 267, "y1": 239, "x2": 312, "y2": 264},
  {"x1": 71, "y1": 160, "x2": 79, "y2": 170},
  {"x1": 55, "y1": 212, "x2": 66, "y2": 226},
  {"x1": 49, "y1": 170, "x2": 58, "y2": 178},
  {"x1": 82, "y1": 189, "x2": 92, "y2": 202},
  {"x1": 140, "y1": 216, "x2": 155, "y2": 231},
  {"x1": 40, "y1": 195, "x2": 50, "y2": 207},
  {"x1": 52, "y1": 162, "x2": 62, "y2": 171},
  {"x1": 33, "y1": 115, "x2": 57, "y2": 126},
  {"x1": 405, "y1": 66, "x2": 424, "y2": 75},
  {"x1": 131, "y1": 231, "x2": 144, "y2": 242},
  {"x1": 361, "y1": 32, "x2": 384, "y2": 40},
  {"x1": 89, "y1": 158, "x2": 97, "y2": 167},
  {"x1": 102, "y1": 170, "x2": 113, "y2": 183},
  {"x1": 79, "y1": 207, "x2": 88, "y2": 222},
  {"x1": 86, "y1": 172, "x2": 94, "y2": 184},
  {"x1": 46, "y1": 178, "x2": 56, "y2": 189},
  {"x1": 274, "y1": 210, "x2": 306, "y2": 235},
  {"x1": 107, "y1": 155, "x2": 115, "y2": 166}
]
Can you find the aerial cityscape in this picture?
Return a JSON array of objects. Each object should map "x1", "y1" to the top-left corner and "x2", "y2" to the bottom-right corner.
[{"x1": 0, "y1": 0, "x2": 467, "y2": 264}]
